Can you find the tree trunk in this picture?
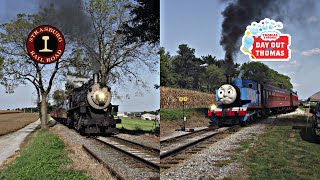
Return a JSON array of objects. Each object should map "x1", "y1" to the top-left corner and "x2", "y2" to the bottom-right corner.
[
  {"x1": 101, "y1": 63, "x2": 106, "y2": 83},
  {"x1": 37, "y1": 90, "x2": 41, "y2": 114},
  {"x1": 41, "y1": 92, "x2": 48, "y2": 129}
]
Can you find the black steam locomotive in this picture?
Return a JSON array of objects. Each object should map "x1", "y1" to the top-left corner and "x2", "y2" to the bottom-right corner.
[{"x1": 50, "y1": 74, "x2": 121, "y2": 134}]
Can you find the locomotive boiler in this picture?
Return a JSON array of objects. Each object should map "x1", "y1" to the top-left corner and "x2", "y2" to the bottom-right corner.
[{"x1": 51, "y1": 73, "x2": 121, "y2": 134}]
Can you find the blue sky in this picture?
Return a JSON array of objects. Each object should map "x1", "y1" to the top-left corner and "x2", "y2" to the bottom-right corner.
[
  {"x1": 161, "y1": 0, "x2": 320, "y2": 100},
  {"x1": 0, "y1": 0, "x2": 159, "y2": 112}
]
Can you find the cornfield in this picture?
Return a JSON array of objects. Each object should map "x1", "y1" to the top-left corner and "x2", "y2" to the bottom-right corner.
[{"x1": 160, "y1": 87, "x2": 216, "y2": 108}]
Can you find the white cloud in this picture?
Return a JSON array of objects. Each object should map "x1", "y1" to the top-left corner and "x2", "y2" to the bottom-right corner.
[
  {"x1": 289, "y1": 60, "x2": 300, "y2": 66},
  {"x1": 292, "y1": 82, "x2": 300, "y2": 88},
  {"x1": 301, "y1": 48, "x2": 320, "y2": 56},
  {"x1": 283, "y1": 71, "x2": 296, "y2": 76},
  {"x1": 278, "y1": 60, "x2": 301, "y2": 69},
  {"x1": 307, "y1": 16, "x2": 318, "y2": 23}
]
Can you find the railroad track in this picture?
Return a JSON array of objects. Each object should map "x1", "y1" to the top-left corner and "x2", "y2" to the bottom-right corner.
[
  {"x1": 160, "y1": 127, "x2": 209, "y2": 144},
  {"x1": 82, "y1": 145, "x2": 126, "y2": 180},
  {"x1": 159, "y1": 112, "x2": 295, "y2": 172},
  {"x1": 160, "y1": 126, "x2": 240, "y2": 171},
  {"x1": 83, "y1": 135, "x2": 160, "y2": 179},
  {"x1": 96, "y1": 136, "x2": 160, "y2": 171}
]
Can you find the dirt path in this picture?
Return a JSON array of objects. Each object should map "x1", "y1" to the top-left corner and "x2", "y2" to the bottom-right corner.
[{"x1": 0, "y1": 119, "x2": 40, "y2": 165}]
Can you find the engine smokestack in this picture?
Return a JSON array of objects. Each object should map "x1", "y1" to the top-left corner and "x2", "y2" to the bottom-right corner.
[
  {"x1": 226, "y1": 74, "x2": 232, "y2": 84},
  {"x1": 93, "y1": 73, "x2": 99, "y2": 84}
]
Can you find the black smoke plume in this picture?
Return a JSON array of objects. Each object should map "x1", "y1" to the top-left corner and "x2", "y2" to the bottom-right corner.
[
  {"x1": 37, "y1": 0, "x2": 100, "y2": 73},
  {"x1": 220, "y1": 0, "x2": 276, "y2": 75},
  {"x1": 220, "y1": 0, "x2": 316, "y2": 75},
  {"x1": 38, "y1": 0, "x2": 93, "y2": 42}
]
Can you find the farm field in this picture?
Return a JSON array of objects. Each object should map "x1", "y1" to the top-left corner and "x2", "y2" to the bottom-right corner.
[
  {"x1": 242, "y1": 115, "x2": 320, "y2": 179},
  {"x1": 0, "y1": 113, "x2": 38, "y2": 136},
  {"x1": 116, "y1": 117, "x2": 158, "y2": 132}
]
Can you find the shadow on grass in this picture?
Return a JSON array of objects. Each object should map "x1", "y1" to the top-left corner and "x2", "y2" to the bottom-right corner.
[
  {"x1": 293, "y1": 126, "x2": 320, "y2": 144},
  {"x1": 267, "y1": 116, "x2": 320, "y2": 144}
]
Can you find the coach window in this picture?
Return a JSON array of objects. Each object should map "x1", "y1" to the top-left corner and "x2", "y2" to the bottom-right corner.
[{"x1": 248, "y1": 83, "x2": 253, "y2": 88}]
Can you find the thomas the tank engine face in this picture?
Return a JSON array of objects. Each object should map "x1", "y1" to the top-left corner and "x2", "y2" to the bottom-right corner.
[{"x1": 218, "y1": 84, "x2": 237, "y2": 104}]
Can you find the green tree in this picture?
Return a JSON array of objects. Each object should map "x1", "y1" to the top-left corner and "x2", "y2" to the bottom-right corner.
[
  {"x1": 241, "y1": 62, "x2": 293, "y2": 89},
  {"x1": 201, "y1": 64, "x2": 225, "y2": 92},
  {"x1": 121, "y1": 0, "x2": 159, "y2": 45},
  {"x1": 160, "y1": 47, "x2": 174, "y2": 86},
  {"x1": 52, "y1": 89, "x2": 66, "y2": 106},
  {"x1": 241, "y1": 62, "x2": 270, "y2": 82},
  {"x1": 76, "y1": 0, "x2": 157, "y2": 92},
  {"x1": 65, "y1": 49, "x2": 92, "y2": 79},
  {"x1": 171, "y1": 44, "x2": 201, "y2": 89}
]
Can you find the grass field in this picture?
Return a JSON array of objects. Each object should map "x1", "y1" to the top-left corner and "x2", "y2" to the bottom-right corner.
[
  {"x1": 0, "y1": 129, "x2": 91, "y2": 179},
  {"x1": 0, "y1": 113, "x2": 39, "y2": 136},
  {"x1": 116, "y1": 117, "x2": 158, "y2": 132},
  {"x1": 242, "y1": 115, "x2": 320, "y2": 179}
]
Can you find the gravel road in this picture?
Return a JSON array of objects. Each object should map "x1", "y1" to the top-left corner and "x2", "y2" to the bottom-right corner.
[{"x1": 0, "y1": 119, "x2": 40, "y2": 165}]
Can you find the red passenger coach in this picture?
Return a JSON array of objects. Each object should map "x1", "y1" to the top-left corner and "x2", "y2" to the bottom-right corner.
[
  {"x1": 263, "y1": 84, "x2": 298, "y2": 111},
  {"x1": 50, "y1": 111, "x2": 57, "y2": 119}
]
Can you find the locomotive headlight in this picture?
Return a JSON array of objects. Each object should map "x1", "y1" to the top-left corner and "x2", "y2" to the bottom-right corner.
[
  {"x1": 96, "y1": 91, "x2": 107, "y2": 103},
  {"x1": 210, "y1": 104, "x2": 217, "y2": 111}
]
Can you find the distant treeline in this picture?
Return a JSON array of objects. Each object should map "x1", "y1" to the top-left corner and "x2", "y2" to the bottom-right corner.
[
  {"x1": 160, "y1": 44, "x2": 293, "y2": 93},
  {"x1": 9, "y1": 107, "x2": 38, "y2": 113}
]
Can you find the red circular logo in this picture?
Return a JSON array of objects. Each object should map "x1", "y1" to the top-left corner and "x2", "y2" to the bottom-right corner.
[{"x1": 26, "y1": 25, "x2": 65, "y2": 64}]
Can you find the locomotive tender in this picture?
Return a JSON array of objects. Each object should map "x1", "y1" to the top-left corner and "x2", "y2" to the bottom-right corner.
[
  {"x1": 208, "y1": 74, "x2": 299, "y2": 126},
  {"x1": 50, "y1": 74, "x2": 121, "y2": 134}
]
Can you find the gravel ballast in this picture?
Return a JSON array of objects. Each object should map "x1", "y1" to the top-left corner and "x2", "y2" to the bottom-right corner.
[
  {"x1": 50, "y1": 124, "x2": 159, "y2": 180},
  {"x1": 161, "y1": 110, "x2": 303, "y2": 179},
  {"x1": 161, "y1": 122, "x2": 266, "y2": 179}
]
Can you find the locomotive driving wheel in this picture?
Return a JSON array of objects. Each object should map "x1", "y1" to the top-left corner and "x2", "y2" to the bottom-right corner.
[
  {"x1": 73, "y1": 112, "x2": 81, "y2": 131},
  {"x1": 66, "y1": 117, "x2": 73, "y2": 129}
]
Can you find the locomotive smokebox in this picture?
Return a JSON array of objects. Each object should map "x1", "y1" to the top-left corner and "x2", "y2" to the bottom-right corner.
[
  {"x1": 93, "y1": 73, "x2": 99, "y2": 83},
  {"x1": 226, "y1": 74, "x2": 232, "y2": 84}
]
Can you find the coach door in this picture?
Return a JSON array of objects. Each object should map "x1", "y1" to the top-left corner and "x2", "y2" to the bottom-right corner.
[{"x1": 290, "y1": 93, "x2": 293, "y2": 107}]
